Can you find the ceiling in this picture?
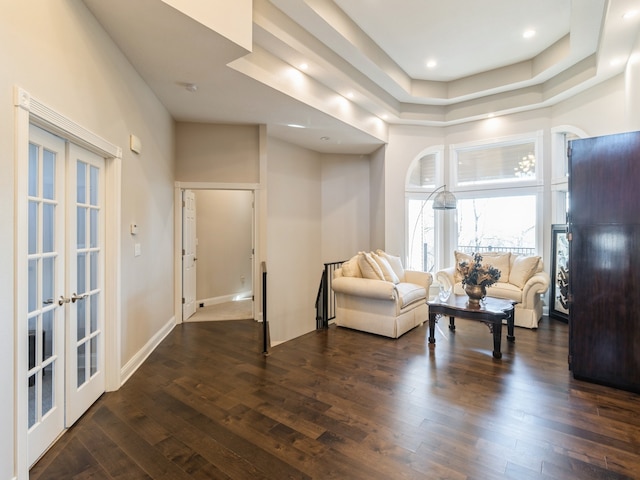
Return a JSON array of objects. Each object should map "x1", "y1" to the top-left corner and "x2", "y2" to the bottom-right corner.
[{"x1": 82, "y1": 0, "x2": 640, "y2": 154}]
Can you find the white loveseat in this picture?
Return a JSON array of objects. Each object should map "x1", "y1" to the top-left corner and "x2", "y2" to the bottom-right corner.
[
  {"x1": 436, "y1": 251, "x2": 550, "y2": 329},
  {"x1": 331, "y1": 250, "x2": 432, "y2": 338}
]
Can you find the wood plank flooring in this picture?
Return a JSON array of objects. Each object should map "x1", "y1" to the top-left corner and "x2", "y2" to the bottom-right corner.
[{"x1": 31, "y1": 317, "x2": 640, "y2": 479}]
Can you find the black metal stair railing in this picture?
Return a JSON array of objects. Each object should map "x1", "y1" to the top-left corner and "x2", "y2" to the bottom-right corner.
[{"x1": 315, "y1": 261, "x2": 345, "y2": 329}]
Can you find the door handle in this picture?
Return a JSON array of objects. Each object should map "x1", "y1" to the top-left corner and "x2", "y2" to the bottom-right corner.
[
  {"x1": 58, "y1": 295, "x2": 70, "y2": 306},
  {"x1": 71, "y1": 292, "x2": 88, "y2": 303}
]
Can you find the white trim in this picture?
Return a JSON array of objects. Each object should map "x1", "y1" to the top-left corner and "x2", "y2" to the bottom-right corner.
[
  {"x1": 14, "y1": 86, "x2": 122, "y2": 480},
  {"x1": 196, "y1": 292, "x2": 253, "y2": 307},
  {"x1": 119, "y1": 317, "x2": 175, "y2": 385}
]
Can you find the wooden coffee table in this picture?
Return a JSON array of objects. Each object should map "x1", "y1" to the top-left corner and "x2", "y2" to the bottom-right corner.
[{"x1": 427, "y1": 294, "x2": 515, "y2": 359}]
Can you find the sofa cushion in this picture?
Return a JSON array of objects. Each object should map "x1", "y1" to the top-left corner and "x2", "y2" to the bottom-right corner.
[
  {"x1": 481, "y1": 252, "x2": 511, "y2": 280},
  {"x1": 376, "y1": 250, "x2": 405, "y2": 282},
  {"x1": 453, "y1": 250, "x2": 473, "y2": 283},
  {"x1": 509, "y1": 255, "x2": 541, "y2": 288},
  {"x1": 358, "y1": 252, "x2": 385, "y2": 280},
  {"x1": 372, "y1": 252, "x2": 400, "y2": 284},
  {"x1": 486, "y1": 282, "x2": 523, "y2": 302},
  {"x1": 341, "y1": 254, "x2": 362, "y2": 277},
  {"x1": 395, "y1": 282, "x2": 426, "y2": 308}
]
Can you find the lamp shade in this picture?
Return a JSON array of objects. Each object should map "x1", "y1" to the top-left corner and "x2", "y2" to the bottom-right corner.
[{"x1": 432, "y1": 187, "x2": 457, "y2": 210}]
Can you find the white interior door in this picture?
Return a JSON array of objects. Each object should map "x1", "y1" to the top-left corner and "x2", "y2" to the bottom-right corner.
[
  {"x1": 27, "y1": 126, "x2": 105, "y2": 465},
  {"x1": 182, "y1": 189, "x2": 197, "y2": 320},
  {"x1": 27, "y1": 126, "x2": 66, "y2": 466},
  {"x1": 65, "y1": 143, "x2": 105, "y2": 426}
]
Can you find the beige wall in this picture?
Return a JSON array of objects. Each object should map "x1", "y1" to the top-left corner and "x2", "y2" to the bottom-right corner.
[
  {"x1": 194, "y1": 190, "x2": 253, "y2": 302},
  {"x1": 320, "y1": 153, "x2": 371, "y2": 262},
  {"x1": 0, "y1": 2, "x2": 175, "y2": 478},
  {"x1": 175, "y1": 122, "x2": 260, "y2": 183},
  {"x1": 267, "y1": 137, "x2": 322, "y2": 343}
]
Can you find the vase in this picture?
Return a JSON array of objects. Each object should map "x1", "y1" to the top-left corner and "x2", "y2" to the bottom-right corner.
[{"x1": 464, "y1": 284, "x2": 486, "y2": 307}]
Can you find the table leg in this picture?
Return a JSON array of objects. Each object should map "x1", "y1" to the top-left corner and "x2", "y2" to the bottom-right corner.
[
  {"x1": 449, "y1": 316, "x2": 455, "y2": 331},
  {"x1": 492, "y1": 320, "x2": 502, "y2": 359},
  {"x1": 428, "y1": 312, "x2": 436, "y2": 344},
  {"x1": 507, "y1": 308, "x2": 515, "y2": 342}
]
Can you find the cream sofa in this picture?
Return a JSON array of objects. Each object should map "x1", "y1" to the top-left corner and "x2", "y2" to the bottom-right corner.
[
  {"x1": 331, "y1": 250, "x2": 432, "y2": 338},
  {"x1": 436, "y1": 251, "x2": 550, "y2": 329}
]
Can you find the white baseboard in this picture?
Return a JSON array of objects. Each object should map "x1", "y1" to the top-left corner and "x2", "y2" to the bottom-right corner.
[
  {"x1": 197, "y1": 291, "x2": 252, "y2": 307},
  {"x1": 120, "y1": 316, "x2": 175, "y2": 385}
]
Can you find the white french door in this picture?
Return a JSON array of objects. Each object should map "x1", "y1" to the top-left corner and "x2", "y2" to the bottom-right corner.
[
  {"x1": 27, "y1": 125, "x2": 105, "y2": 465},
  {"x1": 182, "y1": 189, "x2": 197, "y2": 320},
  {"x1": 65, "y1": 143, "x2": 105, "y2": 426}
]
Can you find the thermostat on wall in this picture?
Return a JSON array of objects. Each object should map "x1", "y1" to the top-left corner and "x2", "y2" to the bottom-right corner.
[{"x1": 130, "y1": 134, "x2": 142, "y2": 154}]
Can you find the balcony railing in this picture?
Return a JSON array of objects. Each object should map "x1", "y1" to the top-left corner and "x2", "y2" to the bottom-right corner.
[
  {"x1": 456, "y1": 245, "x2": 536, "y2": 256},
  {"x1": 315, "y1": 261, "x2": 345, "y2": 329}
]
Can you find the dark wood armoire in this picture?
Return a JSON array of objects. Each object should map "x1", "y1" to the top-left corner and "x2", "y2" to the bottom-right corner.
[{"x1": 568, "y1": 130, "x2": 640, "y2": 393}]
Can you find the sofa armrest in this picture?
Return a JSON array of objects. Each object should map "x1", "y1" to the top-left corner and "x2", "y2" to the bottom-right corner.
[
  {"x1": 403, "y1": 270, "x2": 433, "y2": 290},
  {"x1": 331, "y1": 276, "x2": 397, "y2": 301},
  {"x1": 435, "y1": 266, "x2": 456, "y2": 290},
  {"x1": 521, "y1": 271, "x2": 550, "y2": 308}
]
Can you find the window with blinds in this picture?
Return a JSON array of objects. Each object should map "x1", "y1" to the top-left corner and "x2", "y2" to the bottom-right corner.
[{"x1": 456, "y1": 141, "x2": 537, "y2": 186}]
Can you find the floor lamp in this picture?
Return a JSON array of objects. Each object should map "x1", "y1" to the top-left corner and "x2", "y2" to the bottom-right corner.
[{"x1": 408, "y1": 185, "x2": 457, "y2": 270}]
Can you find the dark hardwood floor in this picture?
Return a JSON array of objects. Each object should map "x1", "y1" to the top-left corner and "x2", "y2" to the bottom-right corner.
[{"x1": 31, "y1": 316, "x2": 640, "y2": 479}]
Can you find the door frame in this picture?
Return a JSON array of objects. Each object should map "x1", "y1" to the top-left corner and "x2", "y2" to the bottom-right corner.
[
  {"x1": 174, "y1": 182, "x2": 260, "y2": 324},
  {"x1": 14, "y1": 86, "x2": 122, "y2": 474}
]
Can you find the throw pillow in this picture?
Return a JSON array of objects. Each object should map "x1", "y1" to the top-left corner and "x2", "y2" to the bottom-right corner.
[
  {"x1": 376, "y1": 250, "x2": 405, "y2": 282},
  {"x1": 341, "y1": 254, "x2": 361, "y2": 277},
  {"x1": 453, "y1": 250, "x2": 473, "y2": 283},
  {"x1": 357, "y1": 251, "x2": 385, "y2": 280},
  {"x1": 372, "y1": 252, "x2": 400, "y2": 284},
  {"x1": 481, "y1": 252, "x2": 511, "y2": 280},
  {"x1": 509, "y1": 255, "x2": 541, "y2": 288}
]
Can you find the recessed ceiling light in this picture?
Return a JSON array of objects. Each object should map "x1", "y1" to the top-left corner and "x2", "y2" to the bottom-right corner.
[
  {"x1": 346, "y1": 92, "x2": 354, "y2": 99},
  {"x1": 381, "y1": 114, "x2": 389, "y2": 120},
  {"x1": 523, "y1": 29, "x2": 536, "y2": 39},
  {"x1": 623, "y1": 10, "x2": 638, "y2": 20},
  {"x1": 299, "y1": 63, "x2": 309, "y2": 70},
  {"x1": 320, "y1": 136, "x2": 330, "y2": 141},
  {"x1": 426, "y1": 60, "x2": 437, "y2": 69},
  {"x1": 287, "y1": 124, "x2": 306, "y2": 128}
]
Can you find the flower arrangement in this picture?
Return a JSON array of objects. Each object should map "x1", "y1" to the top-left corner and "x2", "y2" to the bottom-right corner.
[{"x1": 457, "y1": 253, "x2": 501, "y2": 287}]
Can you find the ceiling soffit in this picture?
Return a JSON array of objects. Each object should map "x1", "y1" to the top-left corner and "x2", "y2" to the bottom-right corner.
[{"x1": 258, "y1": 0, "x2": 613, "y2": 125}]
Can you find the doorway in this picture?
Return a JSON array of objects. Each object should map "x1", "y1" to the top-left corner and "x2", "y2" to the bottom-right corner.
[
  {"x1": 180, "y1": 188, "x2": 255, "y2": 322},
  {"x1": 15, "y1": 88, "x2": 122, "y2": 476},
  {"x1": 26, "y1": 125, "x2": 106, "y2": 465}
]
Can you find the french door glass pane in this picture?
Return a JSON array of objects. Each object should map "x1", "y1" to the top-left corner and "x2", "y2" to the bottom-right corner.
[
  {"x1": 42, "y1": 310, "x2": 54, "y2": 360},
  {"x1": 90, "y1": 165, "x2": 99, "y2": 206},
  {"x1": 28, "y1": 376, "x2": 36, "y2": 428},
  {"x1": 90, "y1": 336, "x2": 98, "y2": 376},
  {"x1": 42, "y1": 203, "x2": 55, "y2": 253},
  {"x1": 29, "y1": 143, "x2": 38, "y2": 197},
  {"x1": 42, "y1": 257, "x2": 54, "y2": 306},
  {"x1": 77, "y1": 253, "x2": 86, "y2": 293},
  {"x1": 90, "y1": 252, "x2": 98, "y2": 290},
  {"x1": 457, "y1": 196, "x2": 536, "y2": 253},
  {"x1": 77, "y1": 207, "x2": 86, "y2": 249},
  {"x1": 90, "y1": 209, "x2": 98, "y2": 248},
  {"x1": 42, "y1": 363, "x2": 54, "y2": 416},
  {"x1": 77, "y1": 297, "x2": 86, "y2": 341},
  {"x1": 43, "y1": 150, "x2": 55, "y2": 200},
  {"x1": 77, "y1": 161, "x2": 86, "y2": 203},
  {"x1": 28, "y1": 260, "x2": 38, "y2": 313},
  {"x1": 28, "y1": 201, "x2": 38, "y2": 255},
  {"x1": 77, "y1": 344, "x2": 86, "y2": 387},
  {"x1": 90, "y1": 295, "x2": 98, "y2": 333}
]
